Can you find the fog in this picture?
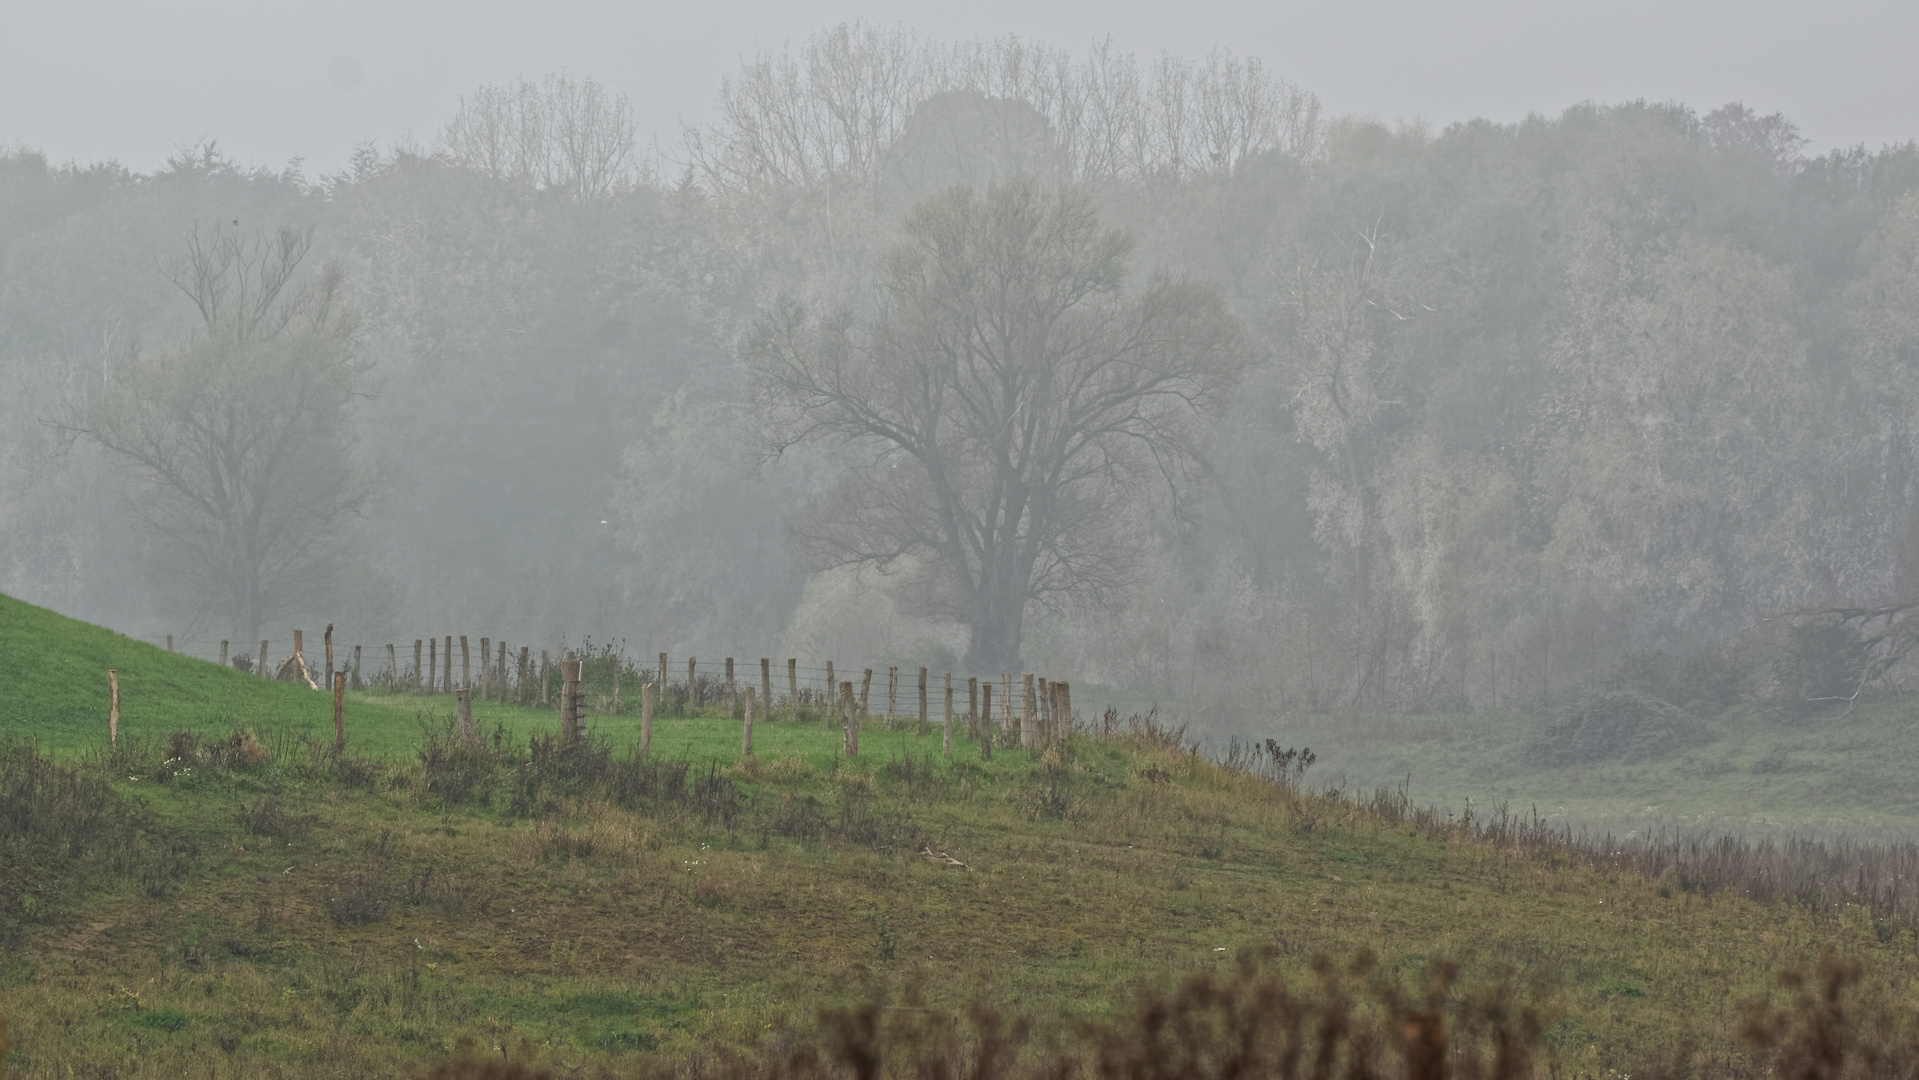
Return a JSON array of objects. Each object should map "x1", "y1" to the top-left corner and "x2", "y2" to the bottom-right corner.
[{"x1": 6, "y1": 16, "x2": 1919, "y2": 768}]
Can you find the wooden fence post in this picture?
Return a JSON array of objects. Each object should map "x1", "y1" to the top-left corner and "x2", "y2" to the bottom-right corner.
[
  {"x1": 166, "y1": 634, "x2": 173, "y2": 653},
  {"x1": 743, "y1": 683, "x2": 755, "y2": 755},
  {"x1": 840, "y1": 681, "x2": 858, "y2": 755},
  {"x1": 1037, "y1": 677, "x2": 1049, "y2": 736},
  {"x1": 968, "y1": 677, "x2": 978, "y2": 733},
  {"x1": 887, "y1": 666, "x2": 898, "y2": 718},
  {"x1": 293, "y1": 629, "x2": 304, "y2": 674},
  {"x1": 943, "y1": 673, "x2": 953, "y2": 757},
  {"x1": 259, "y1": 640, "x2": 270, "y2": 680},
  {"x1": 456, "y1": 686, "x2": 476, "y2": 746},
  {"x1": 413, "y1": 640, "x2": 423, "y2": 692},
  {"x1": 760, "y1": 657, "x2": 772, "y2": 719},
  {"x1": 353, "y1": 644, "x2": 363, "y2": 690},
  {"x1": 541, "y1": 650, "x2": 551, "y2": 706},
  {"x1": 641, "y1": 681, "x2": 655, "y2": 755},
  {"x1": 859, "y1": 669, "x2": 873, "y2": 716},
  {"x1": 787, "y1": 658, "x2": 798, "y2": 719},
  {"x1": 108, "y1": 670, "x2": 119, "y2": 749},
  {"x1": 689, "y1": 657, "x2": 699, "y2": 707},
  {"x1": 1000, "y1": 674, "x2": 1012, "y2": 735},
  {"x1": 611, "y1": 651, "x2": 621, "y2": 714},
  {"x1": 980, "y1": 681, "x2": 993, "y2": 760},
  {"x1": 918, "y1": 667, "x2": 928, "y2": 729},
  {"x1": 560, "y1": 658, "x2": 583, "y2": 741},
  {"x1": 427, "y1": 637, "x2": 438, "y2": 693},
  {"x1": 479, "y1": 638, "x2": 490, "y2": 696},
  {"x1": 725, "y1": 657, "x2": 735, "y2": 710},
  {"x1": 825, "y1": 661, "x2": 835, "y2": 704},
  {"x1": 388, "y1": 644, "x2": 398, "y2": 687},
  {"x1": 460, "y1": 635, "x2": 470, "y2": 691},
  {"x1": 1058, "y1": 682, "x2": 1071, "y2": 738},
  {"x1": 518, "y1": 647, "x2": 529, "y2": 704},
  {"x1": 496, "y1": 641, "x2": 506, "y2": 701},
  {"x1": 1022, "y1": 674, "x2": 1037, "y2": 749},
  {"x1": 658, "y1": 652, "x2": 668, "y2": 693},
  {"x1": 324, "y1": 624, "x2": 335, "y2": 692},
  {"x1": 219, "y1": 641, "x2": 228, "y2": 667},
  {"x1": 443, "y1": 636, "x2": 452, "y2": 696},
  {"x1": 333, "y1": 672, "x2": 346, "y2": 753}
]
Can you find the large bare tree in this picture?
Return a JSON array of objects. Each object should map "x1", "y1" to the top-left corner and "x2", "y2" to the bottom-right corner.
[
  {"x1": 745, "y1": 178, "x2": 1243, "y2": 671},
  {"x1": 69, "y1": 225, "x2": 384, "y2": 643}
]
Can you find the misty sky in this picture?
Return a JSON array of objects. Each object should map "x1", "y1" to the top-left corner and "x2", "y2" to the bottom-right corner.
[{"x1": 3, "y1": 0, "x2": 1916, "y2": 175}]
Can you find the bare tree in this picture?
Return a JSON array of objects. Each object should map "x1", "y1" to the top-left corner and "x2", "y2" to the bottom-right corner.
[
  {"x1": 745, "y1": 178, "x2": 1243, "y2": 670},
  {"x1": 441, "y1": 72, "x2": 639, "y2": 198},
  {"x1": 66, "y1": 225, "x2": 384, "y2": 643}
]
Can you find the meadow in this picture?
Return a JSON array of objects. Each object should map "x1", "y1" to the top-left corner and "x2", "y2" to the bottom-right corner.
[{"x1": 6, "y1": 593, "x2": 1919, "y2": 1078}]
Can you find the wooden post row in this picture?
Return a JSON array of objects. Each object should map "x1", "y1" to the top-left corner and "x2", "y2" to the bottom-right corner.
[
  {"x1": 743, "y1": 681, "x2": 755, "y2": 755},
  {"x1": 840, "y1": 681, "x2": 858, "y2": 755},
  {"x1": 332, "y1": 672, "x2": 346, "y2": 752},
  {"x1": 456, "y1": 686, "x2": 476, "y2": 746},
  {"x1": 980, "y1": 681, "x2": 993, "y2": 760},
  {"x1": 641, "y1": 681, "x2": 655, "y2": 755}
]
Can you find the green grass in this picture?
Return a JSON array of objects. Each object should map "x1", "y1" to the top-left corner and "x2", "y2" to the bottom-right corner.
[
  {"x1": 1257, "y1": 698, "x2": 1919, "y2": 834},
  {"x1": 5, "y1": 594, "x2": 1919, "y2": 1078}
]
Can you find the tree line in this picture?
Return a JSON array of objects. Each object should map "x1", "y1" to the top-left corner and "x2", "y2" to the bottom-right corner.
[{"x1": 5, "y1": 22, "x2": 1919, "y2": 711}]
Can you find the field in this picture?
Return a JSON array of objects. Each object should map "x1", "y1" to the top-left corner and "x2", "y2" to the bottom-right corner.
[{"x1": 6, "y1": 593, "x2": 1919, "y2": 1078}]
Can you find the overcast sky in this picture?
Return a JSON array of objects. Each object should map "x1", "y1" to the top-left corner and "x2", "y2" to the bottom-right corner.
[{"x1": 3, "y1": 0, "x2": 1915, "y2": 176}]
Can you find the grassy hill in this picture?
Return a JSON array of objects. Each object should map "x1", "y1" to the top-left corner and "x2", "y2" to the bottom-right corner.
[{"x1": 5, "y1": 595, "x2": 1919, "y2": 1078}]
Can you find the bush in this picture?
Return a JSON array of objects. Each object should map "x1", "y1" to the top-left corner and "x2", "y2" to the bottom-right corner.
[{"x1": 1528, "y1": 688, "x2": 1713, "y2": 767}]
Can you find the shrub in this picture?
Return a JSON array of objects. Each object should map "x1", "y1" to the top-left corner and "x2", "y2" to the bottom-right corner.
[{"x1": 1528, "y1": 688, "x2": 1712, "y2": 767}]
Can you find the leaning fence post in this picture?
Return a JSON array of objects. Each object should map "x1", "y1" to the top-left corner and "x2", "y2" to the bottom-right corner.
[
  {"x1": 887, "y1": 666, "x2": 898, "y2": 718},
  {"x1": 333, "y1": 672, "x2": 347, "y2": 753},
  {"x1": 840, "y1": 681, "x2": 858, "y2": 755},
  {"x1": 859, "y1": 669, "x2": 873, "y2": 716},
  {"x1": 743, "y1": 683, "x2": 755, "y2": 755},
  {"x1": 456, "y1": 686, "x2": 476, "y2": 746},
  {"x1": 219, "y1": 640, "x2": 228, "y2": 667},
  {"x1": 108, "y1": 669, "x2": 119, "y2": 749},
  {"x1": 943, "y1": 673, "x2": 953, "y2": 757},
  {"x1": 980, "y1": 681, "x2": 993, "y2": 761},
  {"x1": 787, "y1": 658, "x2": 798, "y2": 719},
  {"x1": 259, "y1": 640, "x2": 270, "y2": 680},
  {"x1": 641, "y1": 680, "x2": 655, "y2": 755},
  {"x1": 760, "y1": 657, "x2": 772, "y2": 719}
]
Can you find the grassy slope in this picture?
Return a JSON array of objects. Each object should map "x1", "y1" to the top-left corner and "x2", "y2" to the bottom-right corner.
[{"x1": 4, "y1": 595, "x2": 1917, "y2": 1077}]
